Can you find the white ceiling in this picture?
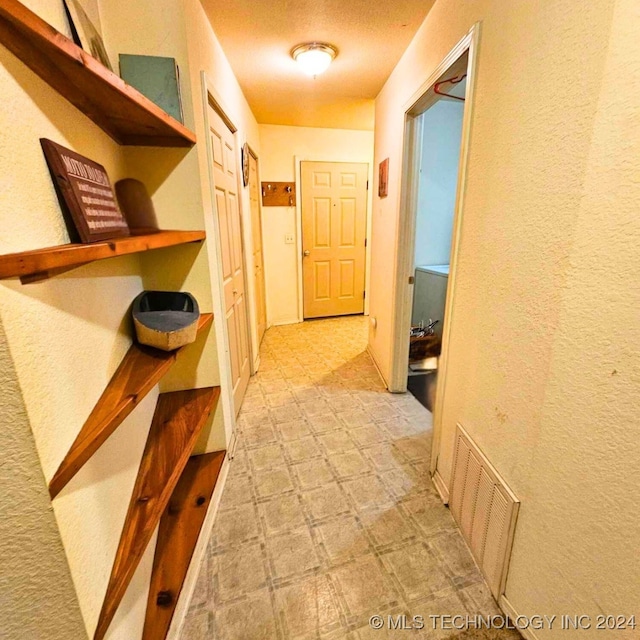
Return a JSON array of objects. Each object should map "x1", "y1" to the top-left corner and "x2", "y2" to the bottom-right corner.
[{"x1": 201, "y1": 0, "x2": 436, "y2": 130}]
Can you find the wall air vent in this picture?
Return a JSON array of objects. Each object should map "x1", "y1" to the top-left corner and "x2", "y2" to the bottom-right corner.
[{"x1": 449, "y1": 424, "x2": 520, "y2": 599}]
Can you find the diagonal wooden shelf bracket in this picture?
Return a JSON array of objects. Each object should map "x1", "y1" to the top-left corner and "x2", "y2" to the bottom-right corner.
[
  {"x1": 142, "y1": 451, "x2": 225, "y2": 640},
  {"x1": 94, "y1": 386, "x2": 221, "y2": 640},
  {"x1": 48, "y1": 313, "x2": 213, "y2": 499}
]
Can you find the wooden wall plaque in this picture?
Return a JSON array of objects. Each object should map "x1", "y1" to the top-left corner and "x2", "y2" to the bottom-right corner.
[
  {"x1": 261, "y1": 181, "x2": 295, "y2": 207},
  {"x1": 41, "y1": 139, "x2": 130, "y2": 243}
]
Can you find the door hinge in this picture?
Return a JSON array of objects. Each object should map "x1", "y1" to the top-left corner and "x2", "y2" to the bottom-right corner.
[
  {"x1": 366, "y1": 179, "x2": 369, "y2": 190},
  {"x1": 408, "y1": 275, "x2": 415, "y2": 285},
  {"x1": 363, "y1": 290, "x2": 366, "y2": 299},
  {"x1": 364, "y1": 238, "x2": 367, "y2": 247}
]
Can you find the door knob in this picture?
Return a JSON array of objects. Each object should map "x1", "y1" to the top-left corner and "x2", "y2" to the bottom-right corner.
[{"x1": 303, "y1": 250, "x2": 310, "y2": 257}]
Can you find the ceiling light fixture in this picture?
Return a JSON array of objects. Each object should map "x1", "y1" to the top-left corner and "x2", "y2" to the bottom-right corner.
[{"x1": 291, "y1": 42, "x2": 338, "y2": 77}]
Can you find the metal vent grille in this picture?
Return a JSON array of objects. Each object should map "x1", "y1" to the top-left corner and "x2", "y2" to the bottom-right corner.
[{"x1": 449, "y1": 424, "x2": 520, "y2": 599}]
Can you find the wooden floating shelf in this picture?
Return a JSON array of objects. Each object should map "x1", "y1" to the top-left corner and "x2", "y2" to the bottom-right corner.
[
  {"x1": 0, "y1": 229, "x2": 206, "y2": 283},
  {"x1": 0, "y1": 0, "x2": 196, "y2": 146},
  {"x1": 48, "y1": 313, "x2": 213, "y2": 499},
  {"x1": 143, "y1": 451, "x2": 225, "y2": 640},
  {"x1": 94, "y1": 387, "x2": 220, "y2": 640}
]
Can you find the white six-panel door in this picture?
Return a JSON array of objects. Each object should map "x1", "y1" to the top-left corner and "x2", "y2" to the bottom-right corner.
[{"x1": 208, "y1": 104, "x2": 250, "y2": 414}]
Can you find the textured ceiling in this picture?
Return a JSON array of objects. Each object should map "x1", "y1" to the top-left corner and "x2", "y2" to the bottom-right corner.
[{"x1": 201, "y1": 0, "x2": 436, "y2": 130}]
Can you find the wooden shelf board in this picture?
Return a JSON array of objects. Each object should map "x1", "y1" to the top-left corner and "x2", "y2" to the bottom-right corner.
[
  {"x1": 0, "y1": 229, "x2": 205, "y2": 283},
  {"x1": 0, "y1": 0, "x2": 196, "y2": 146},
  {"x1": 94, "y1": 387, "x2": 220, "y2": 640},
  {"x1": 48, "y1": 313, "x2": 213, "y2": 499},
  {"x1": 142, "y1": 451, "x2": 225, "y2": 640}
]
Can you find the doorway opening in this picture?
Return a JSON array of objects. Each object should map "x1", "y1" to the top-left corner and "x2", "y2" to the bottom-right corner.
[
  {"x1": 390, "y1": 26, "x2": 479, "y2": 494},
  {"x1": 300, "y1": 161, "x2": 369, "y2": 320},
  {"x1": 407, "y1": 60, "x2": 467, "y2": 411}
]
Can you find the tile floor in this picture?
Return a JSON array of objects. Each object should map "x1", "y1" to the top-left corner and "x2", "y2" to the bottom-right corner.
[{"x1": 181, "y1": 316, "x2": 518, "y2": 640}]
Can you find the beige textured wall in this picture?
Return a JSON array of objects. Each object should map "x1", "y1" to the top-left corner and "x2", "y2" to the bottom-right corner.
[
  {"x1": 0, "y1": 323, "x2": 86, "y2": 639},
  {"x1": 0, "y1": 0, "x2": 158, "y2": 637},
  {"x1": 0, "y1": 0, "x2": 249, "y2": 636},
  {"x1": 370, "y1": 0, "x2": 640, "y2": 632},
  {"x1": 258, "y1": 124, "x2": 374, "y2": 325}
]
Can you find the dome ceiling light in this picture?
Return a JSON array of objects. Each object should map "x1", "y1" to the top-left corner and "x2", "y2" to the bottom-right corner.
[{"x1": 291, "y1": 42, "x2": 338, "y2": 77}]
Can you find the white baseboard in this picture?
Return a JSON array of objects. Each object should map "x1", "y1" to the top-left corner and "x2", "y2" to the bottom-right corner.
[
  {"x1": 270, "y1": 317, "x2": 302, "y2": 327},
  {"x1": 167, "y1": 455, "x2": 231, "y2": 640},
  {"x1": 499, "y1": 595, "x2": 541, "y2": 640},
  {"x1": 431, "y1": 468, "x2": 450, "y2": 504},
  {"x1": 366, "y1": 345, "x2": 389, "y2": 389}
]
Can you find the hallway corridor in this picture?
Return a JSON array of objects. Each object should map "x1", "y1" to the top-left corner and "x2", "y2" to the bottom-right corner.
[{"x1": 182, "y1": 317, "x2": 515, "y2": 639}]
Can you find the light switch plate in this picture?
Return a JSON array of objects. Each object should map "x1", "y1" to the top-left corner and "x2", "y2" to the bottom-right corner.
[{"x1": 284, "y1": 233, "x2": 295, "y2": 244}]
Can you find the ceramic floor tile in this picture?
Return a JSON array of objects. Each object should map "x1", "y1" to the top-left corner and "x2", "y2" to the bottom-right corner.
[
  {"x1": 317, "y1": 430, "x2": 357, "y2": 453},
  {"x1": 428, "y1": 532, "x2": 483, "y2": 588},
  {"x1": 402, "y1": 494, "x2": 457, "y2": 538},
  {"x1": 457, "y1": 581, "x2": 502, "y2": 616},
  {"x1": 292, "y1": 458, "x2": 336, "y2": 489},
  {"x1": 331, "y1": 555, "x2": 400, "y2": 621},
  {"x1": 182, "y1": 316, "x2": 506, "y2": 639},
  {"x1": 309, "y1": 413, "x2": 343, "y2": 433},
  {"x1": 274, "y1": 574, "x2": 341, "y2": 638},
  {"x1": 254, "y1": 467, "x2": 295, "y2": 499},
  {"x1": 337, "y1": 408, "x2": 372, "y2": 427},
  {"x1": 270, "y1": 405, "x2": 304, "y2": 424},
  {"x1": 218, "y1": 474, "x2": 254, "y2": 510},
  {"x1": 242, "y1": 409, "x2": 273, "y2": 429},
  {"x1": 299, "y1": 398, "x2": 332, "y2": 417},
  {"x1": 276, "y1": 419, "x2": 313, "y2": 442},
  {"x1": 266, "y1": 391, "x2": 296, "y2": 407},
  {"x1": 259, "y1": 494, "x2": 307, "y2": 536},
  {"x1": 382, "y1": 541, "x2": 452, "y2": 602},
  {"x1": 266, "y1": 527, "x2": 322, "y2": 581},
  {"x1": 249, "y1": 443, "x2": 287, "y2": 471},
  {"x1": 361, "y1": 443, "x2": 406, "y2": 471},
  {"x1": 212, "y1": 503, "x2": 262, "y2": 549},
  {"x1": 243, "y1": 424, "x2": 279, "y2": 448},
  {"x1": 405, "y1": 590, "x2": 477, "y2": 640},
  {"x1": 181, "y1": 610, "x2": 211, "y2": 640},
  {"x1": 394, "y1": 435, "x2": 432, "y2": 461},
  {"x1": 292, "y1": 386, "x2": 323, "y2": 403},
  {"x1": 359, "y1": 506, "x2": 418, "y2": 548},
  {"x1": 214, "y1": 589, "x2": 278, "y2": 640},
  {"x1": 343, "y1": 475, "x2": 395, "y2": 512},
  {"x1": 213, "y1": 542, "x2": 269, "y2": 603},
  {"x1": 329, "y1": 450, "x2": 371, "y2": 479},
  {"x1": 351, "y1": 424, "x2": 389, "y2": 447},
  {"x1": 315, "y1": 515, "x2": 373, "y2": 565},
  {"x1": 284, "y1": 435, "x2": 323, "y2": 463},
  {"x1": 302, "y1": 483, "x2": 352, "y2": 522}
]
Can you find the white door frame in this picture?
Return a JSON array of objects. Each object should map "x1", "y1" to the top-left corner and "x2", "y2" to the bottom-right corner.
[
  {"x1": 390, "y1": 24, "x2": 481, "y2": 480},
  {"x1": 200, "y1": 71, "x2": 255, "y2": 446},
  {"x1": 247, "y1": 142, "x2": 268, "y2": 348},
  {"x1": 294, "y1": 157, "x2": 372, "y2": 322}
]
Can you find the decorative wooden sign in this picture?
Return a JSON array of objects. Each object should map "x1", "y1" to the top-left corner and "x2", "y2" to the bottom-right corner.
[
  {"x1": 261, "y1": 181, "x2": 295, "y2": 207},
  {"x1": 40, "y1": 139, "x2": 129, "y2": 243}
]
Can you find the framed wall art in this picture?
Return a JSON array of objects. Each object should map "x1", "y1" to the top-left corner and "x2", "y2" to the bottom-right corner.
[
  {"x1": 63, "y1": 0, "x2": 113, "y2": 71},
  {"x1": 378, "y1": 157, "x2": 389, "y2": 198}
]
